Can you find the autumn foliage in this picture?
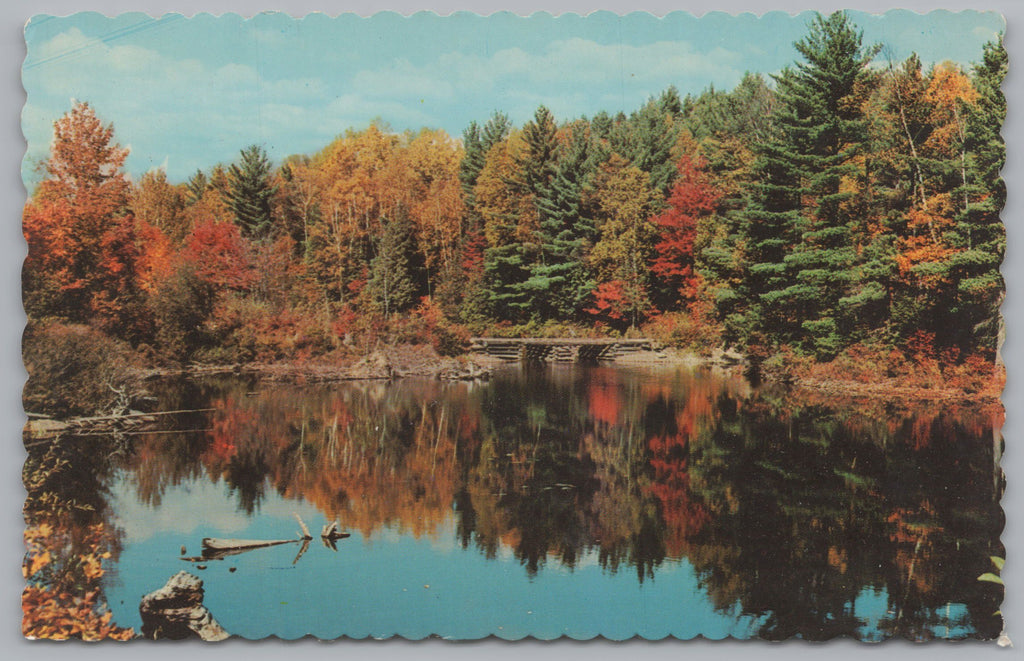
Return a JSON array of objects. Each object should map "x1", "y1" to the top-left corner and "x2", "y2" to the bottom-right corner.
[{"x1": 22, "y1": 22, "x2": 1006, "y2": 386}]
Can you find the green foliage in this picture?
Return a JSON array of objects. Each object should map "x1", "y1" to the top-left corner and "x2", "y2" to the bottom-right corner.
[
  {"x1": 366, "y1": 212, "x2": 421, "y2": 316},
  {"x1": 150, "y1": 262, "x2": 216, "y2": 363},
  {"x1": 531, "y1": 121, "x2": 598, "y2": 320},
  {"x1": 723, "y1": 11, "x2": 880, "y2": 358},
  {"x1": 19, "y1": 19, "x2": 1006, "y2": 385},
  {"x1": 185, "y1": 169, "x2": 208, "y2": 204},
  {"x1": 228, "y1": 145, "x2": 279, "y2": 239},
  {"x1": 460, "y1": 111, "x2": 511, "y2": 209}
]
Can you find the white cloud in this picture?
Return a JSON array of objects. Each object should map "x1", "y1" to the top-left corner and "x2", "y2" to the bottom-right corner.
[
  {"x1": 24, "y1": 27, "x2": 744, "y2": 181},
  {"x1": 352, "y1": 59, "x2": 456, "y2": 100},
  {"x1": 971, "y1": 26, "x2": 999, "y2": 43},
  {"x1": 422, "y1": 38, "x2": 743, "y2": 91}
]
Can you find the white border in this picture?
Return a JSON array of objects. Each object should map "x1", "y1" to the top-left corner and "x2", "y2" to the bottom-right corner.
[{"x1": 5, "y1": 2, "x2": 1021, "y2": 659}]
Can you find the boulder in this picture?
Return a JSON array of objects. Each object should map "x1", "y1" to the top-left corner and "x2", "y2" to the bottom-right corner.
[{"x1": 139, "y1": 571, "x2": 229, "y2": 641}]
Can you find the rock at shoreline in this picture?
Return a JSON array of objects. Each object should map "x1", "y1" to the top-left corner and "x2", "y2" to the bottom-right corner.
[
  {"x1": 139, "y1": 571, "x2": 229, "y2": 641},
  {"x1": 348, "y1": 351, "x2": 395, "y2": 379},
  {"x1": 436, "y1": 359, "x2": 492, "y2": 381}
]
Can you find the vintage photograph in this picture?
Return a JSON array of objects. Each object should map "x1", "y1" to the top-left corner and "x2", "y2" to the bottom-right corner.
[{"x1": 21, "y1": 9, "x2": 1006, "y2": 641}]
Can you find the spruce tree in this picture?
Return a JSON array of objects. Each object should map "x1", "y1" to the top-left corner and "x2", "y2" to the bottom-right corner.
[
  {"x1": 228, "y1": 145, "x2": 278, "y2": 240},
  {"x1": 186, "y1": 169, "x2": 208, "y2": 205}
]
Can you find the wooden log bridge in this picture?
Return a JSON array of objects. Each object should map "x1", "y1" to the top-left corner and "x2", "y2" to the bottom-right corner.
[{"x1": 469, "y1": 337, "x2": 658, "y2": 363}]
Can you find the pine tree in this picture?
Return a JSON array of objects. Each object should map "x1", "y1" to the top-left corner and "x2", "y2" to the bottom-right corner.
[
  {"x1": 733, "y1": 12, "x2": 879, "y2": 357},
  {"x1": 726, "y1": 131, "x2": 804, "y2": 349},
  {"x1": 531, "y1": 120, "x2": 598, "y2": 320},
  {"x1": 228, "y1": 145, "x2": 279, "y2": 240},
  {"x1": 460, "y1": 112, "x2": 511, "y2": 201},
  {"x1": 948, "y1": 37, "x2": 1006, "y2": 356},
  {"x1": 658, "y1": 86, "x2": 684, "y2": 118},
  {"x1": 621, "y1": 98, "x2": 681, "y2": 195},
  {"x1": 514, "y1": 106, "x2": 560, "y2": 320}
]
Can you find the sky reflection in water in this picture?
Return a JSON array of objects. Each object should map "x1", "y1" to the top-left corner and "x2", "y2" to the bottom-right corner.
[{"x1": 98, "y1": 365, "x2": 1003, "y2": 640}]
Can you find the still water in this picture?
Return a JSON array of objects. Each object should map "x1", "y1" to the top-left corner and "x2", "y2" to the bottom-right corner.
[{"x1": 64, "y1": 364, "x2": 1004, "y2": 640}]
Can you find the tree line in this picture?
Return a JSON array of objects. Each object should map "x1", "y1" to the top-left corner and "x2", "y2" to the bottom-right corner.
[{"x1": 23, "y1": 12, "x2": 1006, "y2": 374}]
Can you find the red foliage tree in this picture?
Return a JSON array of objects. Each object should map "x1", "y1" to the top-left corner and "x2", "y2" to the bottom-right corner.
[
  {"x1": 23, "y1": 102, "x2": 147, "y2": 340},
  {"x1": 585, "y1": 279, "x2": 651, "y2": 330},
  {"x1": 182, "y1": 217, "x2": 256, "y2": 291},
  {"x1": 649, "y1": 155, "x2": 721, "y2": 308}
]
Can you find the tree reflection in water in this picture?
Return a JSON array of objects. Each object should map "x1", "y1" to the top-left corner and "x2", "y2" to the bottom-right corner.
[{"x1": 105, "y1": 366, "x2": 1004, "y2": 640}]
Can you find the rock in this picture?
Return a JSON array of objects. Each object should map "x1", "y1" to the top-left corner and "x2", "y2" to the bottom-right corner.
[
  {"x1": 348, "y1": 351, "x2": 395, "y2": 379},
  {"x1": 139, "y1": 571, "x2": 229, "y2": 641},
  {"x1": 437, "y1": 359, "x2": 491, "y2": 381}
]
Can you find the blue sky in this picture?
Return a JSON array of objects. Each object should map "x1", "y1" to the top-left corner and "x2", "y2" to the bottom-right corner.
[{"x1": 22, "y1": 10, "x2": 1005, "y2": 184}]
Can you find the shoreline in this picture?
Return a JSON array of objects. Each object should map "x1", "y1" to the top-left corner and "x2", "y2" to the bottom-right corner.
[{"x1": 132, "y1": 343, "x2": 1002, "y2": 405}]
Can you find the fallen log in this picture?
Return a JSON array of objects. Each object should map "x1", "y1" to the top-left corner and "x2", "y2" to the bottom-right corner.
[
  {"x1": 198, "y1": 537, "x2": 298, "y2": 560},
  {"x1": 24, "y1": 407, "x2": 218, "y2": 444}
]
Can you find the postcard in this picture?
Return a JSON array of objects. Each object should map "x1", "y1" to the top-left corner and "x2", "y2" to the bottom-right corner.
[{"x1": 21, "y1": 9, "x2": 1007, "y2": 642}]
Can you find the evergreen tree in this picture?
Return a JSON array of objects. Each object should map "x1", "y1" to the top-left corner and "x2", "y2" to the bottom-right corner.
[
  {"x1": 367, "y1": 211, "x2": 420, "y2": 316},
  {"x1": 186, "y1": 169, "x2": 208, "y2": 205},
  {"x1": 228, "y1": 145, "x2": 279, "y2": 240},
  {"x1": 727, "y1": 131, "x2": 804, "y2": 349},
  {"x1": 530, "y1": 120, "x2": 599, "y2": 319},
  {"x1": 514, "y1": 106, "x2": 560, "y2": 320},
  {"x1": 519, "y1": 106, "x2": 559, "y2": 194},
  {"x1": 658, "y1": 85, "x2": 684, "y2": 118},
  {"x1": 460, "y1": 111, "x2": 511, "y2": 234},
  {"x1": 948, "y1": 36, "x2": 1006, "y2": 356},
  {"x1": 733, "y1": 12, "x2": 879, "y2": 357},
  {"x1": 621, "y1": 99, "x2": 681, "y2": 194},
  {"x1": 460, "y1": 121, "x2": 483, "y2": 198}
]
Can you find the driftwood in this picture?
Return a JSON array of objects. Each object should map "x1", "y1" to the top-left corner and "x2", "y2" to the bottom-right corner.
[
  {"x1": 319, "y1": 520, "x2": 351, "y2": 550},
  {"x1": 293, "y1": 512, "x2": 313, "y2": 540},
  {"x1": 24, "y1": 408, "x2": 217, "y2": 444},
  {"x1": 183, "y1": 514, "x2": 347, "y2": 563},
  {"x1": 292, "y1": 539, "x2": 311, "y2": 565},
  {"x1": 196, "y1": 538, "x2": 298, "y2": 561}
]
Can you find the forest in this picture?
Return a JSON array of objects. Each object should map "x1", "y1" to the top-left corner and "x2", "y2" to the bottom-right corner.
[{"x1": 22, "y1": 12, "x2": 1008, "y2": 407}]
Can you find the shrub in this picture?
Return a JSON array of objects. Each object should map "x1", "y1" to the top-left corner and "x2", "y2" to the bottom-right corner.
[
  {"x1": 23, "y1": 323, "x2": 141, "y2": 418},
  {"x1": 760, "y1": 345, "x2": 812, "y2": 385},
  {"x1": 150, "y1": 262, "x2": 216, "y2": 364},
  {"x1": 200, "y1": 295, "x2": 339, "y2": 364}
]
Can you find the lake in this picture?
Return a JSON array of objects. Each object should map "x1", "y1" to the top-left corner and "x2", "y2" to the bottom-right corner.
[{"x1": 36, "y1": 363, "x2": 1004, "y2": 640}]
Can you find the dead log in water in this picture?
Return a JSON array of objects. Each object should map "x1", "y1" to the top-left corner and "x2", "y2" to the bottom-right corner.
[
  {"x1": 24, "y1": 408, "x2": 217, "y2": 444},
  {"x1": 320, "y1": 520, "x2": 352, "y2": 548},
  {"x1": 198, "y1": 537, "x2": 298, "y2": 560}
]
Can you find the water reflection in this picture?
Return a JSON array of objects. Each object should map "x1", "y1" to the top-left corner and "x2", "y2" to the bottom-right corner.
[{"x1": 31, "y1": 364, "x2": 1004, "y2": 640}]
